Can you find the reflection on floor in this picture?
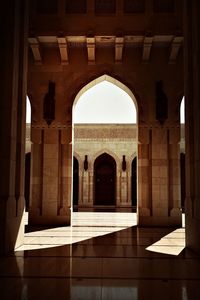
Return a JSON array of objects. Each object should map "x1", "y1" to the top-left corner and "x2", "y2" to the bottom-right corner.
[{"x1": 0, "y1": 212, "x2": 200, "y2": 300}]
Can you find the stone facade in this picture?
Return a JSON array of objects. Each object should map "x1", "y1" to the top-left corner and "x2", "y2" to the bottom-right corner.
[
  {"x1": 73, "y1": 124, "x2": 137, "y2": 211},
  {"x1": 5, "y1": 0, "x2": 200, "y2": 255},
  {"x1": 25, "y1": 123, "x2": 185, "y2": 213}
]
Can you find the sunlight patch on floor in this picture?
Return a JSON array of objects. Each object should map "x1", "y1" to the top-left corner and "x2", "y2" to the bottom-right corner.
[
  {"x1": 15, "y1": 212, "x2": 137, "y2": 251},
  {"x1": 146, "y1": 228, "x2": 185, "y2": 256}
]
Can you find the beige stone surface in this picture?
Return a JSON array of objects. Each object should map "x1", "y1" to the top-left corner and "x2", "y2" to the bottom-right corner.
[{"x1": 73, "y1": 124, "x2": 137, "y2": 210}]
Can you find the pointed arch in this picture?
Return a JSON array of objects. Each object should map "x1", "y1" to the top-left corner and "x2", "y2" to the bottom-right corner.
[
  {"x1": 72, "y1": 74, "x2": 138, "y2": 123},
  {"x1": 91, "y1": 149, "x2": 120, "y2": 168}
]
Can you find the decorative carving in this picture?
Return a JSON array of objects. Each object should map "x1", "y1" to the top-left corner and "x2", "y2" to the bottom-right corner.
[
  {"x1": 122, "y1": 155, "x2": 126, "y2": 171},
  {"x1": 84, "y1": 155, "x2": 88, "y2": 171},
  {"x1": 74, "y1": 126, "x2": 137, "y2": 139},
  {"x1": 155, "y1": 81, "x2": 168, "y2": 125},
  {"x1": 43, "y1": 81, "x2": 55, "y2": 126}
]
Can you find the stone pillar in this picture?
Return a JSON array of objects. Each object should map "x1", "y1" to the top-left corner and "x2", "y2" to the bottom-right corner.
[
  {"x1": 82, "y1": 169, "x2": 89, "y2": 205},
  {"x1": 78, "y1": 171, "x2": 83, "y2": 207},
  {"x1": 29, "y1": 126, "x2": 71, "y2": 225},
  {"x1": 137, "y1": 126, "x2": 182, "y2": 226},
  {"x1": 127, "y1": 170, "x2": 132, "y2": 207},
  {"x1": 89, "y1": 170, "x2": 94, "y2": 206},
  {"x1": 120, "y1": 171, "x2": 128, "y2": 204},
  {"x1": 116, "y1": 171, "x2": 121, "y2": 206},
  {"x1": 0, "y1": 0, "x2": 28, "y2": 254},
  {"x1": 184, "y1": 0, "x2": 200, "y2": 253}
]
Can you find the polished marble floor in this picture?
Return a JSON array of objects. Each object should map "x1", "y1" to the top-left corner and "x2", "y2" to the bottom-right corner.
[{"x1": 0, "y1": 212, "x2": 200, "y2": 300}]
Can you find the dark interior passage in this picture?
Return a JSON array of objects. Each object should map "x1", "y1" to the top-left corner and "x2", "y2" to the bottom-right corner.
[
  {"x1": 73, "y1": 157, "x2": 79, "y2": 209},
  {"x1": 131, "y1": 157, "x2": 137, "y2": 208}
]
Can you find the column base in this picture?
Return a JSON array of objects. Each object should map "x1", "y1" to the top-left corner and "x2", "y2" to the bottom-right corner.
[
  {"x1": 138, "y1": 214, "x2": 182, "y2": 227},
  {"x1": 75, "y1": 205, "x2": 134, "y2": 212}
]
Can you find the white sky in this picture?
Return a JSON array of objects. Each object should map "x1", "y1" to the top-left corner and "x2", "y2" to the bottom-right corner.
[
  {"x1": 26, "y1": 97, "x2": 31, "y2": 123},
  {"x1": 180, "y1": 97, "x2": 185, "y2": 124},
  {"x1": 26, "y1": 85, "x2": 185, "y2": 124},
  {"x1": 73, "y1": 81, "x2": 136, "y2": 123}
]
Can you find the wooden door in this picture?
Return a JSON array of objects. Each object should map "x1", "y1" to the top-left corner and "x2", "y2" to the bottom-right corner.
[{"x1": 94, "y1": 153, "x2": 116, "y2": 205}]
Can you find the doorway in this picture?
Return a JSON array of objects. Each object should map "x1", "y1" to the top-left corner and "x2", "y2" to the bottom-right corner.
[
  {"x1": 131, "y1": 157, "x2": 137, "y2": 210},
  {"x1": 94, "y1": 153, "x2": 116, "y2": 206},
  {"x1": 73, "y1": 157, "x2": 79, "y2": 210},
  {"x1": 72, "y1": 74, "x2": 138, "y2": 215}
]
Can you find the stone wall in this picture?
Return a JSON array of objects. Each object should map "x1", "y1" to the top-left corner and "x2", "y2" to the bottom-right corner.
[{"x1": 74, "y1": 124, "x2": 137, "y2": 211}]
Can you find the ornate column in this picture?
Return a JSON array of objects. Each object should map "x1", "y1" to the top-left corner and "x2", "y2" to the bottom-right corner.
[
  {"x1": 0, "y1": 0, "x2": 28, "y2": 254},
  {"x1": 184, "y1": 0, "x2": 200, "y2": 253},
  {"x1": 120, "y1": 171, "x2": 128, "y2": 205},
  {"x1": 137, "y1": 125, "x2": 182, "y2": 226},
  {"x1": 62, "y1": 125, "x2": 73, "y2": 220},
  {"x1": 78, "y1": 170, "x2": 83, "y2": 207},
  {"x1": 116, "y1": 170, "x2": 121, "y2": 206},
  {"x1": 82, "y1": 169, "x2": 89, "y2": 206},
  {"x1": 29, "y1": 125, "x2": 71, "y2": 225},
  {"x1": 127, "y1": 168, "x2": 132, "y2": 208},
  {"x1": 119, "y1": 155, "x2": 132, "y2": 209},
  {"x1": 89, "y1": 169, "x2": 94, "y2": 207}
]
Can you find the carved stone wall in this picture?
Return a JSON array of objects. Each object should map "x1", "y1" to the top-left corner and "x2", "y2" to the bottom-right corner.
[{"x1": 74, "y1": 124, "x2": 137, "y2": 211}]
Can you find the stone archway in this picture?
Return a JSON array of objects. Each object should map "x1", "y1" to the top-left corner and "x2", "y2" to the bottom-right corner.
[
  {"x1": 94, "y1": 153, "x2": 116, "y2": 206},
  {"x1": 72, "y1": 74, "x2": 139, "y2": 119}
]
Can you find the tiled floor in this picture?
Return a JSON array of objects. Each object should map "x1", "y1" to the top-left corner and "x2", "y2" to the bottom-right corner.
[{"x1": 0, "y1": 212, "x2": 200, "y2": 300}]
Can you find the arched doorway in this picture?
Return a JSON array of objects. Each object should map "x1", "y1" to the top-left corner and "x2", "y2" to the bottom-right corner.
[
  {"x1": 72, "y1": 74, "x2": 138, "y2": 214},
  {"x1": 73, "y1": 75, "x2": 138, "y2": 124},
  {"x1": 94, "y1": 153, "x2": 116, "y2": 206},
  {"x1": 131, "y1": 157, "x2": 137, "y2": 210},
  {"x1": 73, "y1": 157, "x2": 79, "y2": 210}
]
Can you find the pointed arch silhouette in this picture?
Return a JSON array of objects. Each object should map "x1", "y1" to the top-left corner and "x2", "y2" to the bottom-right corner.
[{"x1": 73, "y1": 74, "x2": 138, "y2": 124}]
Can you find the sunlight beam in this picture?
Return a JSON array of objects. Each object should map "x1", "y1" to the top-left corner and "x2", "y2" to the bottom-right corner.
[{"x1": 146, "y1": 228, "x2": 185, "y2": 256}]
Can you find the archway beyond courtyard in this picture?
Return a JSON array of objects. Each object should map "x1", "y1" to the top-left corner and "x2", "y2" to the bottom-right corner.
[{"x1": 72, "y1": 75, "x2": 138, "y2": 214}]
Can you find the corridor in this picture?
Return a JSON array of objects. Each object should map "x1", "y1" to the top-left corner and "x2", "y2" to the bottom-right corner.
[{"x1": 0, "y1": 212, "x2": 200, "y2": 300}]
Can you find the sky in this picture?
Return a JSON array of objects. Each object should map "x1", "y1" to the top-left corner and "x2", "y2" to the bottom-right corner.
[
  {"x1": 26, "y1": 82, "x2": 185, "y2": 124},
  {"x1": 73, "y1": 81, "x2": 136, "y2": 123},
  {"x1": 180, "y1": 97, "x2": 185, "y2": 124}
]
